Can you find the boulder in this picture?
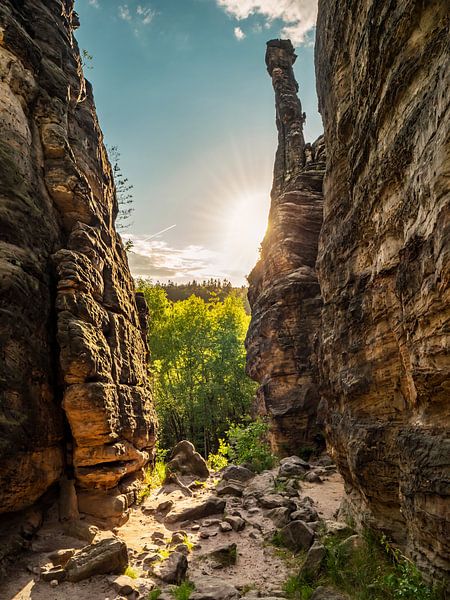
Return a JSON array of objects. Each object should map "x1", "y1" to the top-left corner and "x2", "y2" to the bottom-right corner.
[
  {"x1": 310, "y1": 587, "x2": 348, "y2": 600},
  {"x1": 243, "y1": 472, "x2": 275, "y2": 499},
  {"x1": 63, "y1": 520, "x2": 99, "y2": 543},
  {"x1": 304, "y1": 472, "x2": 323, "y2": 484},
  {"x1": 156, "y1": 500, "x2": 174, "y2": 514},
  {"x1": 108, "y1": 574, "x2": 138, "y2": 595},
  {"x1": 299, "y1": 542, "x2": 326, "y2": 577},
  {"x1": 165, "y1": 497, "x2": 225, "y2": 523},
  {"x1": 207, "y1": 543, "x2": 237, "y2": 567},
  {"x1": 153, "y1": 551, "x2": 188, "y2": 584},
  {"x1": 167, "y1": 440, "x2": 209, "y2": 479},
  {"x1": 221, "y1": 465, "x2": 255, "y2": 482},
  {"x1": 259, "y1": 494, "x2": 288, "y2": 509},
  {"x1": 216, "y1": 480, "x2": 246, "y2": 497},
  {"x1": 224, "y1": 515, "x2": 246, "y2": 531},
  {"x1": 290, "y1": 505, "x2": 319, "y2": 523},
  {"x1": 170, "y1": 531, "x2": 187, "y2": 545},
  {"x1": 278, "y1": 457, "x2": 310, "y2": 478},
  {"x1": 64, "y1": 537, "x2": 128, "y2": 582},
  {"x1": 191, "y1": 582, "x2": 240, "y2": 600},
  {"x1": 48, "y1": 548, "x2": 76, "y2": 567},
  {"x1": 279, "y1": 520, "x2": 314, "y2": 552},
  {"x1": 267, "y1": 507, "x2": 291, "y2": 528}
]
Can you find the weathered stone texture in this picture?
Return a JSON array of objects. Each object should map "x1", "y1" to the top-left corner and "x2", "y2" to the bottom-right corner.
[
  {"x1": 0, "y1": 0, "x2": 156, "y2": 517},
  {"x1": 246, "y1": 40, "x2": 325, "y2": 455},
  {"x1": 315, "y1": 0, "x2": 449, "y2": 580}
]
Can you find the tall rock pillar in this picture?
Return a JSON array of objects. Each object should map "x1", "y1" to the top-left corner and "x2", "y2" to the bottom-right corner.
[{"x1": 246, "y1": 40, "x2": 325, "y2": 455}]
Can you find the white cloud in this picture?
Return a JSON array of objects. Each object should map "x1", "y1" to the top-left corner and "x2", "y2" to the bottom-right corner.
[
  {"x1": 88, "y1": 0, "x2": 99, "y2": 7},
  {"x1": 118, "y1": 4, "x2": 131, "y2": 21},
  {"x1": 234, "y1": 26, "x2": 246, "y2": 40},
  {"x1": 216, "y1": 0, "x2": 317, "y2": 45},
  {"x1": 119, "y1": 3, "x2": 157, "y2": 30},
  {"x1": 123, "y1": 235, "x2": 228, "y2": 282},
  {"x1": 137, "y1": 4, "x2": 157, "y2": 25}
]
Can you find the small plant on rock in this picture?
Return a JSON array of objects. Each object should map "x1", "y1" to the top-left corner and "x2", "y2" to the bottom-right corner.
[
  {"x1": 148, "y1": 589, "x2": 162, "y2": 600},
  {"x1": 124, "y1": 565, "x2": 138, "y2": 579}
]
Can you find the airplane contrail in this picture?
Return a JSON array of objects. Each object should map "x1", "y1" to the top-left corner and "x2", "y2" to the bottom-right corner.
[{"x1": 142, "y1": 224, "x2": 176, "y2": 242}]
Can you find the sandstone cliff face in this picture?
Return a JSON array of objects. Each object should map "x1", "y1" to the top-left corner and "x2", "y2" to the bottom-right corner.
[
  {"x1": 315, "y1": 0, "x2": 449, "y2": 580},
  {"x1": 0, "y1": 0, "x2": 156, "y2": 520},
  {"x1": 246, "y1": 40, "x2": 325, "y2": 456}
]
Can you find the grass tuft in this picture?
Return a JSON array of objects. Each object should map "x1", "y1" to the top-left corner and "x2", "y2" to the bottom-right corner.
[
  {"x1": 137, "y1": 461, "x2": 167, "y2": 503},
  {"x1": 124, "y1": 565, "x2": 138, "y2": 579}
]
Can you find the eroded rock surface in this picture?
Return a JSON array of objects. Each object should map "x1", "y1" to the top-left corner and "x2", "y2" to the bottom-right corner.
[
  {"x1": 246, "y1": 40, "x2": 325, "y2": 456},
  {"x1": 315, "y1": 0, "x2": 449, "y2": 581},
  {"x1": 0, "y1": 0, "x2": 156, "y2": 519}
]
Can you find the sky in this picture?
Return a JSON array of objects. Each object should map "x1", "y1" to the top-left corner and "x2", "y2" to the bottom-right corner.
[{"x1": 75, "y1": 0, "x2": 322, "y2": 284}]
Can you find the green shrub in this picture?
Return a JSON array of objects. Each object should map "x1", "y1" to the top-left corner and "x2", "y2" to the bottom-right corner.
[
  {"x1": 137, "y1": 460, "x2": 167, "y2": 503},
  {"x1": 124, "y1": 565, "x2": 138, "y2": 579},
  {"x1": 170, "y1": 581, "x2": 195, "y2": 600},
  {"x1": 148, "y1": 589, "x2": 162, "y2": 600},
  {"x1": 280, "y1": 532, "x2": 442, "y2": 600},
  {"x1": 322, "y1": 531, "x2": 442, "y2": 600},
  {"x1": 207, "y1": 438, "x2": 229, "y2": 471},
  {"x1": 227, "y1": 418, "x2": 276, "y2": 473}
]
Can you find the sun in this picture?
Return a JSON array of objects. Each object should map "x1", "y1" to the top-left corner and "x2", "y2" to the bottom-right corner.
[{"x1": 221, "y1": 191, "x2": 270, "y2": 278}]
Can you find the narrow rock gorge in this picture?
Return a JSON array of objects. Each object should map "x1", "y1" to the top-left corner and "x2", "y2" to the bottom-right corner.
[
  {"x1": 0, "y1": 0, "x2": 156, "y2": 536},
  {"x1": 247, "y1": 0, "x2": 449, "y2": 585},
  {"x1": 246, "y1": 40, "x2": 325, "y2": 456}
]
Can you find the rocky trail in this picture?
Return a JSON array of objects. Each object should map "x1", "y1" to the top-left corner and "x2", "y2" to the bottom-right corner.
[{"x1": 2, "y1": 455, "x2": 344, "y2": 600}]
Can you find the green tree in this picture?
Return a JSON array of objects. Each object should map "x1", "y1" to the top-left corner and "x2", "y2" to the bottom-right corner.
[{"x1": 138, "y1": 283, "x2": 256, "y2": 455}]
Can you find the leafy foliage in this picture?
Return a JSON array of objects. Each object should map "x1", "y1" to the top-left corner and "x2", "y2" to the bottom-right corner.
[
  {"x1": 137, "y1": 282, "x2": 257, "y2": 456},
  {"x1": 81, "y1": 48, "x2": 93, "y2": 70},
  {"x1": 207, "y1": 438, "x2": 230, "y2": 471},
  {"x1": 227, "y1": 418, "x2": 276, "y2": 472}
]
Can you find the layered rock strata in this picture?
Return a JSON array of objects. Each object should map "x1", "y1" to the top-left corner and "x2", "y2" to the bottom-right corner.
[
  {"x1": 0, "y1": 0, "x2": 156, "y2": 521},
  {"x1": 246, "y1": 40, "x2": 325, "y2": 455},
  {"x1": 315, "y1": 0, "x2": 449, "y2": 581}
]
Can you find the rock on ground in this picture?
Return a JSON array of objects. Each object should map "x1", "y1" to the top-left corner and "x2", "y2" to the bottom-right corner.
[
  {"x1": 153, "y1": 551, "x2": 188, "y2": 584},
  {"x1": 165, "y1": 496, "x2": 225, "y2": 523},
  {"x1": 64, "y1": 537, "x2": 128, "y2": 582},
  {"x1": 167, "y1": 440, "x2": 209, "y2": 479}
]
